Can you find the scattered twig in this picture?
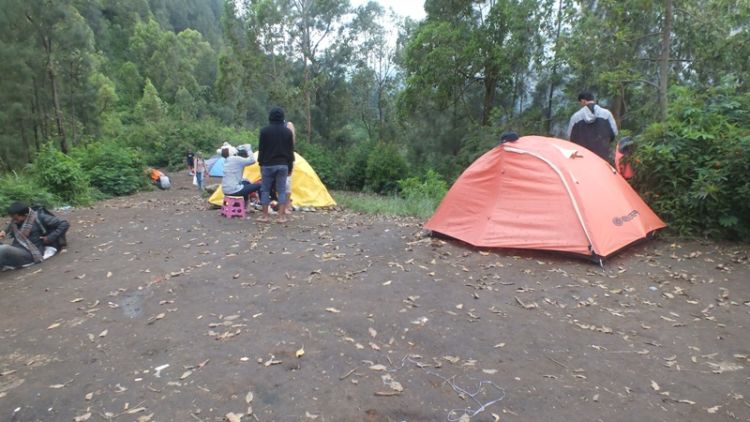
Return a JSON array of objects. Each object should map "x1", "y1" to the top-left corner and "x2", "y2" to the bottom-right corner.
[
  {"x1": 545, "y1": 356, "x2": 569, "y2": 369},
  {"x1": 374, "y1": 391, "x2": 401, "y2": 396},
  {"x1": 339, "y1": 367, "x2": 357, "y2": 380}
]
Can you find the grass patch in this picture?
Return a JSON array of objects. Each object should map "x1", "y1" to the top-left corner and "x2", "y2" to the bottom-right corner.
[{"x1": 333, "y1": 191, "x2": 438, "y2": 219}]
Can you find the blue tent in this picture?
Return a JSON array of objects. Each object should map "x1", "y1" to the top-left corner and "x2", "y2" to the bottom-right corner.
[{"x1": 206, "y1": 155, "x2": 225, "y2": 177}]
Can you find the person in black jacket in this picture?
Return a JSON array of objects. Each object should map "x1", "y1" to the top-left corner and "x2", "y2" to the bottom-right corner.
[
  {"x1": 0, "y1": 202, "x2": 69, "y2": 269},
  {"x1": 257, "y1": 107, "x2": 295, "y2": 223},
  {"x1": 567, "y1": 91, "x2": 618, "y2": 161}
]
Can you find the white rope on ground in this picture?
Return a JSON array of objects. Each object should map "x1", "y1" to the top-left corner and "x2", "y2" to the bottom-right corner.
[{"x1": 385, "y1": 355, "x2": 506, "y2": 421}]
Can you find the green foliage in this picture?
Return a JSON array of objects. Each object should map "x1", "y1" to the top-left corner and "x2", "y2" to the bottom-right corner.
[
  {"x1": 365, "y1": 143, "x2": 409, "y2": 194},
  {"x1": 295, "y1": 141, "x2": 339, "y2": 188},
  {"x1": 334, "y1": 191, "x2": 438, "y2": 219},
  {"x1": 135, "y1": 79, "x2": 167, "y2": 123},
  {"x1": 340, "y1": 140, "x2": 373, "y2": 191},
  {"x1": 123, "y1": 119, "x2": 256, "y2": 169},
  {"x1": 71, "y1": 141, "x2": 147, "y2": 197},
  {"x1": 398, "y1": 169, "x2": 448, "y2": 204},
  {"x1": 30, "y1": 145, "x2": 90, "y2": 205},
  {"x1": 632, "y1": 80, "x2": 750, "y2": 239},
  {"x1": 0, "y1": 172, "x2": 58, "y2": 212}
]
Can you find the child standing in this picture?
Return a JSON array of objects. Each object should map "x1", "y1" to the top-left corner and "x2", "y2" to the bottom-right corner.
[{"x1": 194, "y1": 152, "x2": 209, "y2": 191}]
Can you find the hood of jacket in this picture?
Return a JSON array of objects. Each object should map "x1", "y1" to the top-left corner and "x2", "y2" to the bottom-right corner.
[
  {"x1": 581, "y1": 103, "x2": 598, "y2": 124},
  {"x1": 268, "y1": 107, "x2": 285, "y2": 124}
]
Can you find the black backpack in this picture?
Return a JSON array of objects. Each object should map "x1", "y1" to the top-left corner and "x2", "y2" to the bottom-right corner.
[{"x1": 31, "y1": 206, "x2": 67, "y2": 249}]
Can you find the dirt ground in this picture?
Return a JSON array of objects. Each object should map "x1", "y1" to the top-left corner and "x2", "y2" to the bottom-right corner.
[{"x1": 1, "y1": 174, "x2": 748, "y2": 422}]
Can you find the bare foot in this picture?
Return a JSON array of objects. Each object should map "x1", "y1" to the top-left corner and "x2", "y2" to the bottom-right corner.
[
  {"x1": 284, "y1": 209, "x2": 292, "y2": 215},
  {"x1": 257, "y1": 216, "x2": 270, "y2": 223},
  {"x1": 276, "y1": 217, "x2": 288, "y2": 224}
]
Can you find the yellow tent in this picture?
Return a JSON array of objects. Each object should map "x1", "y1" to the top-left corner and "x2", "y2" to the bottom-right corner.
[{"x1": 208, "y1": 152, "x2": 336, "y2": 207}]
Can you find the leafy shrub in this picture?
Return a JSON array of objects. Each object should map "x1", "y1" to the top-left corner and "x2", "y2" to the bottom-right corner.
[
  {"x1": 340, "y1": 140, "x2": 373, "y2": 191},
  {"x1": 296, "y1": 141, "x2": 339, "y2": 188},
  {"x1": 632, "y1": 78, "x2": 750, "y2": 239},
  {"x1": 398, "y1": 169, "x2": 448, "y2": 202},
  {"x1": 124, "y1": 119, "x2": 257, "y2": 169},
  {"x1": 30, "y1": 145, "x2": 90, "y2": 205},
  {"x1": 71, "y1": 141, "x2": 148, "y2": 197},
  {"x1": 0, "y1": 172, "x2": 58, "y2": 211},
  {"x1": 365, "y1": 143, "x2": 409, "y2": 194}
]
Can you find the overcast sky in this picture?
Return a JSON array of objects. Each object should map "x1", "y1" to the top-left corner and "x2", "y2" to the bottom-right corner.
[{"x1": 350, "y1": 0, "x2": 426, "y2": 20}]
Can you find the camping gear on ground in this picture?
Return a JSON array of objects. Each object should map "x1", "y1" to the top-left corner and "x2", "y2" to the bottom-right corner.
[
  {"x1": 157, "y1": 175, "x2": 171, "y2": 190},
  {"x1": 220, "y1": 196, "x2": 246, "y2": 218},
  {"x1": 615, "y1": 136, "x2": 635, "y2": 180},
  {"x1": 208, "y1": 152, "x2": 336, "y2": 208},
  {"x1": 425, "y1": 135, "x2": 666, "y2": 261},
  {"x1": 148, "y1": 168, "x2": 171, "y2": 190}
]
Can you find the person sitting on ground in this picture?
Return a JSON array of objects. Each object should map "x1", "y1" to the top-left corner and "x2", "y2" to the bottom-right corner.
[
  {"x1": 258, "y1": 107, "x2": 295, "y2": 223},
  {"x1": 221, "y1": 144, "x2": 260, "y2": 205},
  {"x1": 147, "y1": 168, "x2": 171, "y2": 190},
  {"x1": 0, "y1": 202, "x2": 69, "y2": 270}
]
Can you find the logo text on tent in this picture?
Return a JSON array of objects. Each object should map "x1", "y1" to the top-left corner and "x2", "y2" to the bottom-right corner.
[{"x1": 612, "y1": 210, "x2": 640, "y2": 227}]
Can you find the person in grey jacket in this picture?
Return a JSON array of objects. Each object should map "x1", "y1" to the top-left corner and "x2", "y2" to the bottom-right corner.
[
  {"x1": 221, "y1": 144, "x2": 260, "y2": 204},
  {"x1": 567, "y1": 91, "x2": 618, "y2": 160},
  {"x1": 0, "y1": 202, "x2": 69, "y2": 269}
]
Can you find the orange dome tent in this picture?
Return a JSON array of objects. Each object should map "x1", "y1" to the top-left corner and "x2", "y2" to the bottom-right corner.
[{"x1": 424, "y1": 136, "x2": 666, "y2": 260}]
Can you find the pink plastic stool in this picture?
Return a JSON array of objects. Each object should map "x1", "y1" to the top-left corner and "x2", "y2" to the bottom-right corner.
[{"x1": 221, "y1": 196, "x2": 245, "y2": 218}]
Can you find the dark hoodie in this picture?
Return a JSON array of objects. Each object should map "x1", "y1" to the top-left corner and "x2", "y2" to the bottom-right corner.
[{"x1": 258, "y1": 107, "x2": 295, "y2": 167}]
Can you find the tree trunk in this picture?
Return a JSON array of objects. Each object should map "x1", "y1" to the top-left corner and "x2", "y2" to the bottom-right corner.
[
  {"x1": 30, "y1": 80, "x2": 40, "y2": 150},
  {"x1": 304, "y1": 64, "x2": 312, "y2": 143},
  {"x1": 44, "y1": 36, "x2": 67, "y2": 152},
  {"x1": 658, "y1": 0, "x2": 673, "y2": 121},
  {"x1": 546, "y1": 0, "x2": 564, "y2": 133},
  {"x1": 20, "y1": 122, "x2": 31, "y2": 163},
  {"x1": 481, "y1": 72, "x2": 497, "y2": 126}
]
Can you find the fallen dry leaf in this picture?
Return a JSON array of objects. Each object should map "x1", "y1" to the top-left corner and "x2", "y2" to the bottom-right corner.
[
  {"x1": 325, "y1": 307, "x2": 340, "y2": 314},
  {"x1": 245, "y1": 391, "x2": 254, "y2": 404},
  {"x1": 651, "y1": 380, "x2": 660, "y2": 391},
  {"x1": 305, "y1": 411, "x2": 319, "y2": 419},
  {"x1": 73, "y1": 412, "x2": 92, "y2": 422},
  {"x1": 137, "y1": 414, "x2": 154, "y2": 422},
  {"x1": 99, "y1": 329, "x2": 108, "y2": 338},
  {"x1": 225, "y1": 412, "x2": 242, "y2": 422},
  {"x1": 47, "y1": 322, "x2": 61, "y2": 330},
  {"x1": 296, "y1": 347, "x2": 305, "y2": 358},
  {"x1": 443, "y1": 356, "x2": 460, "y2": 364},
  {"x1": 147, "y1": 313, "x2": 166, "y2": 325},
  {"x1": 180, "y1": 370, "x2": 192, "y2": 380},
  {"x1": 369, "y1": 364, "x2": 387, "y2": 371}
]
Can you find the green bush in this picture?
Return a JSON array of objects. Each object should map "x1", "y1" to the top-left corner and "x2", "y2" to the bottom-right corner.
[
  {"x1": 30, "y1": 145, "x2": 90, "y2": 205},
  {"x1": 398, "y1": 169, "x2": 448, "y2": 202},
  {"x1": 340, "y1": 140, "x2": 373, "y2": 191},
  {"x1": 632, "y1": 78, "x2": 750, "y2": 239},
  {"x1": 296, "y1": 141, "x2": 339, "y2": 188},
  {"x1": 123, "y1": 119, "x2": 257, "y2": 169},
  {"x1": 0, "y1": 172, "x2": 58, "y2": 212},
  {"x1": 365, "y1": 143, "x2": 409, "y2": 194},
  {"x1": 71, "y1": 141, "x2": 148, "y2": 197}
]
